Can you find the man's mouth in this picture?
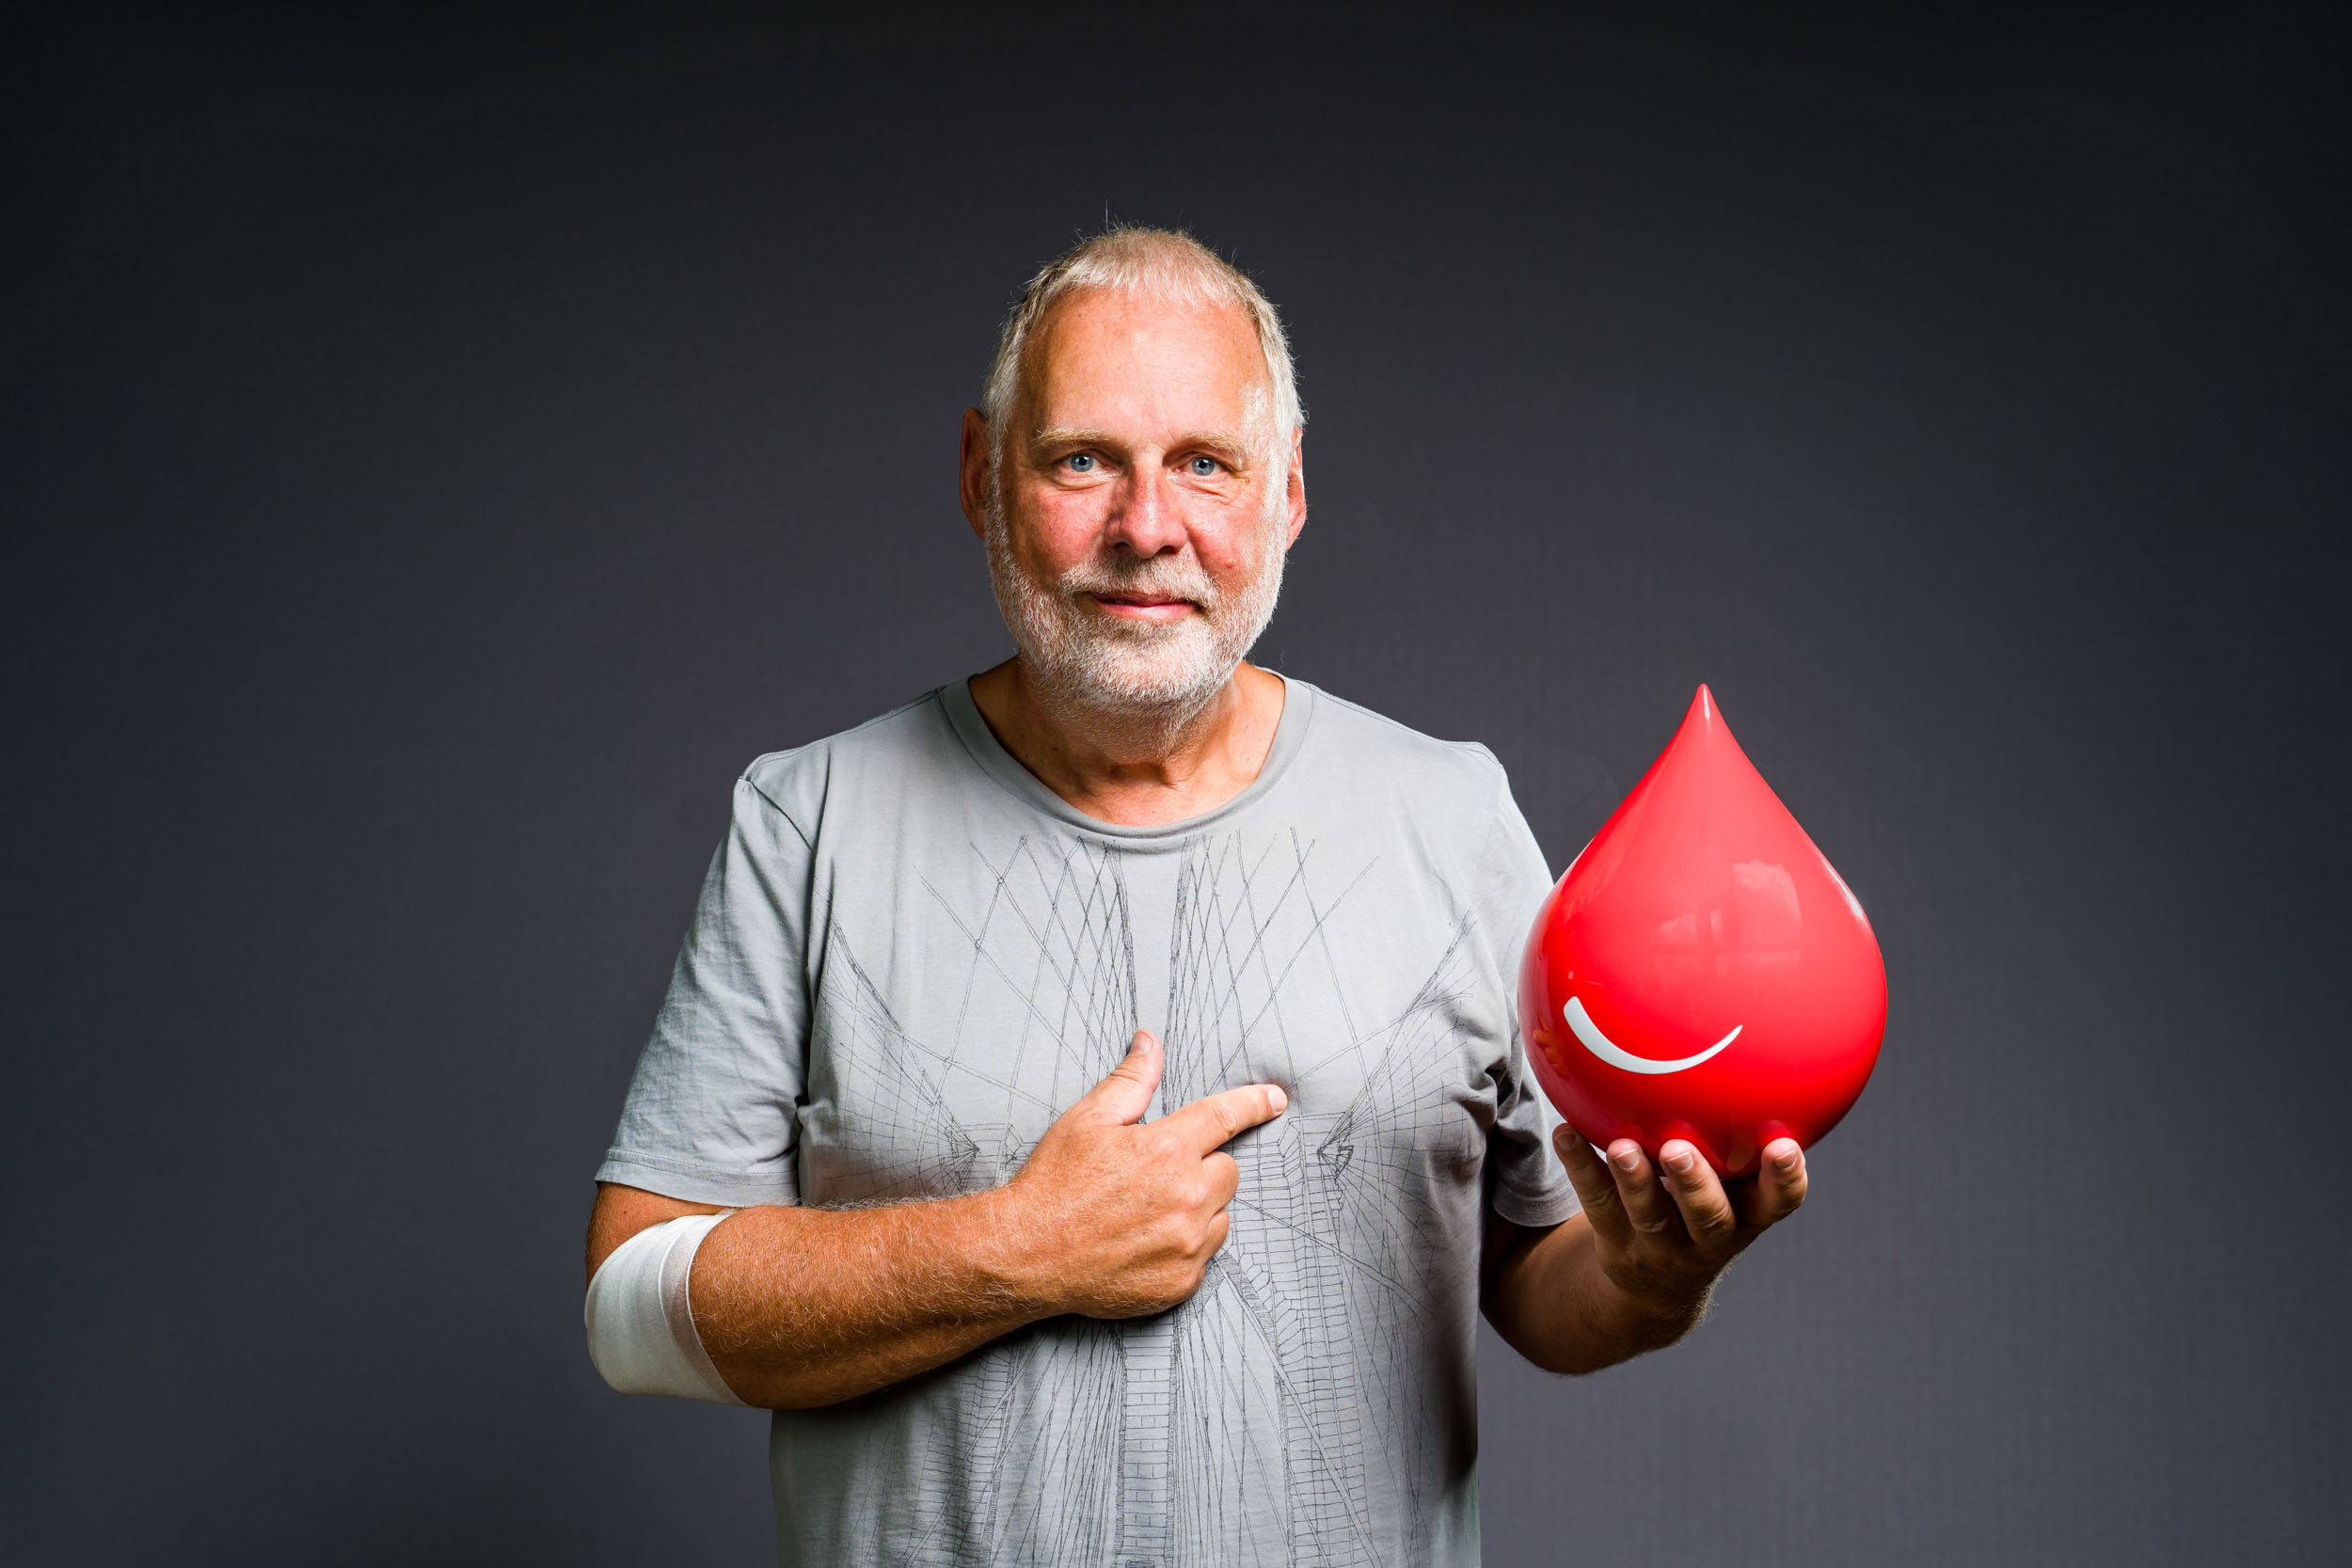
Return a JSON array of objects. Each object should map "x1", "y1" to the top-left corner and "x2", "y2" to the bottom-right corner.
[{"x1": 1084, "y1": 592, "x2": 1197, "y2": 624}]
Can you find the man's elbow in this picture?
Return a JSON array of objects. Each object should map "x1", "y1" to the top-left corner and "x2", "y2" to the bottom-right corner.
[
  {"x1": 583, "y1": 1212, "x2": 748, "y2": 1408},
  {"x1": 1484, "y1": 1309, "x2": 1614, "y2": 1378},
  {"x1": 1481, "y1": 1295, "x2": 1701, "y2": 1377}
]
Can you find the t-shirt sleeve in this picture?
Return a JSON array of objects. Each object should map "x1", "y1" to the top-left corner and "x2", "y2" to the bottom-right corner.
[
  {"x1": 596, "y1": 773, "x2": 813, "y2": 1208},
  {"x1": 1473, "y1": 760, "x2": 1584, "y2": 1229}
]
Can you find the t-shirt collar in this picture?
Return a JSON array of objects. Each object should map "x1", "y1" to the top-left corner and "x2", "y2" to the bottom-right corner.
[{"x1": 939, "y1": 672, "x2": 1316, "y2": 843}]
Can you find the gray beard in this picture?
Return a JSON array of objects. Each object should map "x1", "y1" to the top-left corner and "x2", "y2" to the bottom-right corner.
[{"x1": 982, "y1": 492, "x2": 1287, "y2": 741}]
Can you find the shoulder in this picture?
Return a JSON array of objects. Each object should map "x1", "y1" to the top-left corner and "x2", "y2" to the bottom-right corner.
[
  {"x1": 1283, "y1": 679, "x2": 1549, "y2": 931},
  {"x1": 734, "y1": 688, "x2": 965, "y2": 837},
  {"x1": 1289, "y1": 679, "x2": 1514, "y2": 814}
]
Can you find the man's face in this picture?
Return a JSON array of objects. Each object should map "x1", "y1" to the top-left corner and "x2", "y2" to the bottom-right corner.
[{"x1": 969, "y1": 288, "x2": 1306, "y2": 713}]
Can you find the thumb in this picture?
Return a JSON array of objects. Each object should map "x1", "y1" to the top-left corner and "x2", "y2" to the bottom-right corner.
[{"x1": 1069, "y1": 1030, "x2": 1163, "y2": 1126}]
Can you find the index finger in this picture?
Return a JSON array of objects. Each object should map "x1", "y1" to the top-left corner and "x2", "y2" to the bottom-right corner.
[
  {"x1": 1160, "y1": 1083, "x2": 1289, "y2": 1152},
  {"x1": 1551, "y1": 1128, "x2": 1632, "y2": 1245}
]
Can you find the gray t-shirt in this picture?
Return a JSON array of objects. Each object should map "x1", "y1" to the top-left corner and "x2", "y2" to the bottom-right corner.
[{"x1": 598, "y1": 675, "x2": 1579, "y2": 1567}]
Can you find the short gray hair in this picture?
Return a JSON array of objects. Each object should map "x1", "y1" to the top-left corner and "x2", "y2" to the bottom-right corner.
[{"x1": 980, "y1": 227, "x2": 1305, "y2": 468}]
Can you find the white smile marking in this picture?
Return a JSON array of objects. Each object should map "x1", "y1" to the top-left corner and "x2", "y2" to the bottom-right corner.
[{"x1": 1564, "y1": 996, "x2": 1741, "y2": 1075}]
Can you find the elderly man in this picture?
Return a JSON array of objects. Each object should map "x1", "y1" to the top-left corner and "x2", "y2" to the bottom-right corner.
[{"x1": 584, "y1": 228, "x2": 1808, "y2": 1566}]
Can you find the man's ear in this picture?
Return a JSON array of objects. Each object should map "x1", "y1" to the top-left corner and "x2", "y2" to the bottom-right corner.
[
  {"x1": 1281, "y1": 426, "x2": 1308, "y2": 549},
  {"x1": 960, "y1": 407, "x2": 993, "y2": 540}
]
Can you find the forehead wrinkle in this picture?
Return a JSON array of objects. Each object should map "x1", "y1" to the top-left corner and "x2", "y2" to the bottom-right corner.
[{"x1": 1017, "y1": 289, "x2": 1276, "y2": 433}]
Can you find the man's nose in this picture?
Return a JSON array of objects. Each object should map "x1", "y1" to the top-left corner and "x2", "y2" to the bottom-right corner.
[{"x1": 1104, "y1": 462, "x2": 1185, "y2": 557}]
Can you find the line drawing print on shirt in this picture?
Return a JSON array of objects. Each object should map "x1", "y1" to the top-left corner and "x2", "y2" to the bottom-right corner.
[{"x1": 807, "y1": 829, "x2": 1488, "y2": 1567}]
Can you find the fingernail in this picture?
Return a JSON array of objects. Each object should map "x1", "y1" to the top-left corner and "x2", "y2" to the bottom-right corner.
[
  {"x1": 1129, "y1": 1032, "x2": 1152, "y2": 1056},
  {"x1": 1775, "y1": 1144, "x2": 1803, "y2": 1171},
  {"x1": 1266, "y1": 1085, "x2": 1288, "y2": 1112},
  {"x1": 1612, "y1": 1144, "x2": 1642, "y2": 1172},
  {"x1": 1663, "y1": 1147, "x2": 1696, "y2": 1175}
]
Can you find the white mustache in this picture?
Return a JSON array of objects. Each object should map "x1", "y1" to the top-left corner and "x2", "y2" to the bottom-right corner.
[{"x1": 1059, "y1": 563, "x2": 1219, "y2": 610}]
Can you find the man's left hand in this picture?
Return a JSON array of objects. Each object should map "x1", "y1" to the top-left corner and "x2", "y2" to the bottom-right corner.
[{"x1": 1550, "y1": 1128, "x2": 1809, "y2": 1321}]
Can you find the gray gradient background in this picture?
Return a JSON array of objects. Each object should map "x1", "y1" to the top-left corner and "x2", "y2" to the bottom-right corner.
[{"x1": 7, "y1": 6, "x2": 2347, "y2": 1564}]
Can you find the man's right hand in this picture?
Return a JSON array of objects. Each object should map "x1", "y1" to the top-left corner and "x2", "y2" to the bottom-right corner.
[{"x1": 1005, "y1": 1029, "x2": 1287, "y2": 1320}]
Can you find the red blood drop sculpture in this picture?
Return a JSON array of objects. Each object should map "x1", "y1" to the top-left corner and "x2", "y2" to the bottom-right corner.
[{"x1": 1519, "y1": 687, "x2": 1885, "y2": 1177}]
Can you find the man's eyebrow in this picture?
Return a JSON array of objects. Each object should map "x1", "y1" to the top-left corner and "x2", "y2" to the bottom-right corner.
[
  {"x1": 1176, "y1": 431, "x2": 1255, "y2": 461},
  {"x1": 1027, "y1": 428, "x2": 1257, "y2": 462},
  {"x1": 1028, "y1": 428, "x2": 1120, "y2": 451}
]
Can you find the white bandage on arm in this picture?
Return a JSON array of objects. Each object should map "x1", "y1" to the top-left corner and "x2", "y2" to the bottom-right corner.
[{"x1": 583, "y1": 1212, "x2": 747, "y2": 1405}]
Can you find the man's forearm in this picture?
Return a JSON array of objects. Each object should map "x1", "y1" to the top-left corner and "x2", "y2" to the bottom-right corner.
[
  {"x1": 690, "y1": 1187, "x2": 1057, "y2": 1409},
  {"x1": 1484, "y1": 1213, "x2": 1706, "y2": 1376},
  {"x1": 595, "y1": 1032, "x2": 1284, "y2": 1410}
]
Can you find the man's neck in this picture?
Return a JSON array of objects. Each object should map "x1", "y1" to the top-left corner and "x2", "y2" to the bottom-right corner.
[{"x1": 966, "y1": 658, "x2": 1288, "y2": 829}]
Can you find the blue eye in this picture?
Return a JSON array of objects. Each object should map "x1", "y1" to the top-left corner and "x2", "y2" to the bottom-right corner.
[
  {"x1": 1188, "y1": 456, "x2": 1220, "y2": 477},
  {"x1": 1066, "y1": 453, "x2": 1096, "y2": 473}
]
